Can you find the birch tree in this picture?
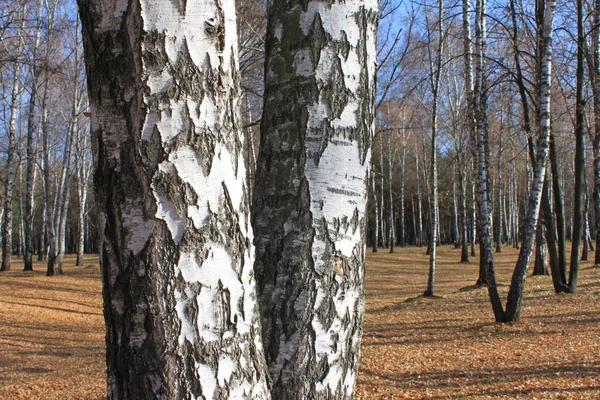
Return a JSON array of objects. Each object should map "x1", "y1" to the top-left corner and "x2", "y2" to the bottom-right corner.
[
  {"x1": 77, "y1": 0, "x2": 270, "y2": 397},
  {"x1": 505, "y1": 0, "x2": 556, "y2": 321},
  {"x1": 590, "y1": 0, "x2": 600, "y2": 267},
  {"x1": 23, "y1": 0, "x2": 44, "y2": 272},
  {"x1": 252, "y1": 1, "x2": 377, "y2": 397},
  {"x1": 1, "y1": 20, "x2": 23, "y2": 272},
  {"x1": 424, "y1": 0, "x2": 444, "y2": 297}
]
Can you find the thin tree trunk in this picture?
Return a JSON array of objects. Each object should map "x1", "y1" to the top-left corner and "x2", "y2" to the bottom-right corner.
[
  {"x1": 459, "y1": 160, "x2": 469, "y2": 262},
  {"x1": 416, "y1": 147, "x2": 424, "y2": 247},
  {"x1": 399, "y1": 129, "x2": 407, "y2": 247},
  {"x1": 379, "y1": 137, "x2": 386, "y2": 248},
  {"x1": 472, "y1": 0, "x2": 504, "y2": 321},
  {"x1": 569, "y1": 0, "x2": 586, "y2": 292},
  {"x1": 371, "y1": 169, "x2": 378, "y2": 252},
  {"x1": 1, "y1": 57, "x2": 22, "y2": 272},
  {"x1": 533, "y1": 218, "x2": 549, "y2": 275},
  {"x1": 42, "y1": 1, "x2": 58, "y2": 276},
  {"x1": 425, "y1": 0, "x2": 444, "y2": 297},
  {"x1": 592, "y1": 0, "x2": 600, "y2": 265},
  {"x1": 452, "y1": 166, "x2": 460, "y2": 248},
  {"x1": 388, "y1": 131, "x2": 395, "y2": 253},
  {"x1": 505, "y1": 0, "x2": 556, "y2": 321},
  {"x1": 23, "y1": 0, "x2": 44, "y2": 272}
]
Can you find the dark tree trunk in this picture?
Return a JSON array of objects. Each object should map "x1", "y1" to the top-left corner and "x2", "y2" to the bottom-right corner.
[
  {"x1": 252, "y1": 1, "x2": 377, "y2": 398},
  {"x1": 569, "y1": 0, "x2": 585, "y2": 293}
]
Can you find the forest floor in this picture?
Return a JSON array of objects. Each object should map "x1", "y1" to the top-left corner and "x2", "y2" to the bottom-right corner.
[{"x1": 0, "y1": 247, "x2": 598, "y2": 399}]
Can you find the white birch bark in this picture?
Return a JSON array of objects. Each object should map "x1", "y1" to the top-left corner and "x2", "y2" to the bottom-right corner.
[
  {"x1": 1, "y1": 49, "x2": 23, "y2": 272},
  {"x1": 23, "y1": 0, "x2": 44, "y2": 271},
  {"x1": 416, "y1": 145, "x2": 423, "y2": 247},
  {"x1": 399, "y1": 127, "x2": 408, "y2": 247},
  {"x1": 591, "y1": 0, "x2": 600, "y2": 265},
  {"x1": 77, "y1": 0, "x2": 270, "y2": 397},
  {"x1": 253, "y1": 1, "x2": 377, "y2": 398},
  {"x1": 425, "y1": 0, "x2": 444, "y2": 297},
  {"x1": 42, "y1": 0, "x2": 58, "y2": 275},
  {"x1": 387, "y1": 130, "x2": 395, "y2": 253},
  {"x1": 506, "y1": 0, "x2": 556, "y2": 321}
]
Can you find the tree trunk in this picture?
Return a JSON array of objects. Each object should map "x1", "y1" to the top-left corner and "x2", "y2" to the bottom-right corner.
[
  {"x1": 425, "y1": 0, "x2": 443, "y2": 297},
  {"x1": 533, "y1": 219, "x2": 549, "y2": 275},
  {"x1": 78, "y1": 1, "x2": 271, "y2": 398},
  {"x1": 399, "y1": 130, "x2": 407, "y2": 247},
  {"x1": 592, "y1": 0, "x2": 600, "y2": 265},
  {"x1": 459, "y1": 160, "x2": 469, "y2": 262},
  {"x1": 379, "y1": 138, "x2": 386, "y2": 248},
  {"x1": 1, "y1": 58, "x2": 22, "y2": 272},
  {"x1": 371, "y1": 170, "x2": 378, "y2": 252},
  {"x1": 252, "y1": 1, "x2": 377, "y2": 397},
  {"x1": 569, "y1": 0, "x2": 585, "y2": 293},
  {"x1": 471, "y1": 181, "x2": 477, "y2": 257},
  {"x1": 452, "y1": 166, "x2": 460, "y2": 248},
  {"x1": 472, "y1": 0, "x2": 504, "y2": 321},
  {"x1": 388, "y1": 132, "x2": 395, "y2": 253},
  {"x1": 23, "y1": 0, "x2": 44, "y2": 272},
  {"x1": 416, "y1": 146, "x2": 424, "y2": 247},
  {"x1": 505, "y1": 0, "x2": 556, "y2": 321}
]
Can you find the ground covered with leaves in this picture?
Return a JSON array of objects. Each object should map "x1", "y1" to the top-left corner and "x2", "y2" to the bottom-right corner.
[
  {"x1": 356, "y1": 246, "x2": 600, "y2": 399},
  {"x1": 0, "y1": 248, "x2": 598, "y2": 399}
]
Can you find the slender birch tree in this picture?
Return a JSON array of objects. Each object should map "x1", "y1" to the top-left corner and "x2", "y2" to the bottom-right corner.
[
  {"x1": 424, "y1": 0, "x2": 444, "y2": 297},
  {"x1": 590, "y1": 0, "x2": 600, "y2": 267},
  {"x1": 77, "y1": 0, "x2": 270, "y2": 397},
  {"x1": 252, "y1": 1, "x2": 377, "y2": 397},
  {"x1": 23, "y1": 0, "x2": 44, "y2": 272},
  {"x1": 1, "y1": 29, "x2": 23, "y2": 272},
  {"x1": 505, "y1": 0, "x2": 556, "y2": 321}
]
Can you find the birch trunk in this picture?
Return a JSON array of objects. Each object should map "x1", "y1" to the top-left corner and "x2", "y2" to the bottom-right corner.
[
  {"x1": 590, "y1": 0, "x2": 600, "y2": 266},
  {"x1": 472, "y1": 0, "x2": 504, "y2": 321},
  {"x1": 54, "y1": 111, "x2": 76, "y2": 271},
  {"x1": 425, "y1": 0, "x2": 443, "y2": 297},
  {"x1": 42, "y1": 1, "x2": 58, "y2": 276},
  {"x1": 399, "y1": 130, "x2": 407, "y2": 247},
  {"x1": 471, "y1": 181, "x2": 477, "y2": 256},
  {"x1": 78, "y1": 0, "x2": 270, "y2": 397},
  {"x1": 505, "y1": 0, "x2": 556, "y2": 321},
  {"x1": 75, "y1": 135, "x2": 91, "y2": 267},
  {"x1": 1, "y1": 58, "x2": 22, "y2": 272},
  {"x1": 379, "y1": 137, "x2": 386, "y2": 248},
  {"x1": 23, "y1": 0, "x2": 44, "y2": 271},
  {"x1": 371, "y1": 169, "x2": 378, "y2": 252},
  {"x1": 463, "y1": 0, "x2": 477, "y2": 262},
  {"x1": 388, "y1": 132, "x2": 394, "y2": 253},
  {"x1": 416, "y1": 146, "x2": 423, "y2": 247},
  {"x1": 252, "y1": 1, "x2": 377, "y2": 397},
  {"x1": 459, "y1": 161, "x2": 469, "y2": 262},
  {"x1": 452, "y1": 166, "x2": 459, "y2": 248}
]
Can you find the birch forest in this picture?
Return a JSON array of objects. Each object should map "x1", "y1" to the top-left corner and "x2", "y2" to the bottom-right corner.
[{"x1": 0, "y1": 0, "x2": 599, "y2": 397}]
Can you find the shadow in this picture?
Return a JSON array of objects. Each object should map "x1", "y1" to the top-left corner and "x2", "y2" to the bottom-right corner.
[
  {"x1": 458, "y1": 284, "x2": 486, "y2": 292},
  {"x1": 0, "y1": 299, "x2": 102, "y2": 316},
  {"x1": 359, "y1": 362, "x2": 600, "y2": 393}
]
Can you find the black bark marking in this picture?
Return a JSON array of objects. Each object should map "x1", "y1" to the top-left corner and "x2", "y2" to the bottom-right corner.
[
  {"x1": 309, "y1": 12, "x2": 327, "y2": 70},
  {"x1": 324, "y1": 56, "x2": 349, "y2": 119}
]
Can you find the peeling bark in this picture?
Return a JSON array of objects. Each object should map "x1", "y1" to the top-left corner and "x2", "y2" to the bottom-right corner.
[
  {"x1": 253, "y1": 1, "x2": 377, "y2": 398},
  {"x1": 78, "y1": 0, "x2": 270, "y2": 398}
]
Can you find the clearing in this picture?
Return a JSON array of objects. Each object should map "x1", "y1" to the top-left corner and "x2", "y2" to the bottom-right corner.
[{"x1": 0, "y1": 247, "x2": 598, "y2": 399}]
